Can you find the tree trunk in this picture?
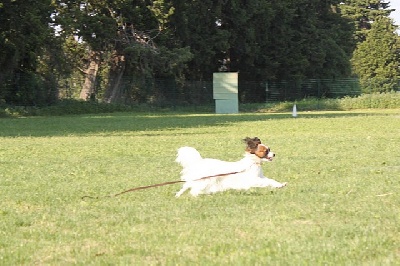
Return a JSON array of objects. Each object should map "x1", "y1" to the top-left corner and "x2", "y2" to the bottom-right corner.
[
  {"x1": 104, "y1": 54, "x2": 126, "y2": 103},
  {"x1": 79, "y1": 53, "x2": 100, "y2": 100}
]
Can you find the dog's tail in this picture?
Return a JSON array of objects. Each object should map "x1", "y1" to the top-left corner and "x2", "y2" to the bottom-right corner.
[{"x1": 176, "y1": 146, "x2": 202, "y2": 168}]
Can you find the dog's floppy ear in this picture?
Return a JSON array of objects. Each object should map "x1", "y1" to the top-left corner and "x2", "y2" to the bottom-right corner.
[{"x1": 243, "y1": 137, "x2": 262, "y2": 153}]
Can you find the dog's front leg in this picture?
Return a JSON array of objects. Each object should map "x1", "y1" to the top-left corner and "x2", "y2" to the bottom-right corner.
[
  {"x1": 175, "y1": 182, "x2": 190, "y2": 197},
  {"x1": 263, "y1": 177, "x2": 287, "y2": 188}
]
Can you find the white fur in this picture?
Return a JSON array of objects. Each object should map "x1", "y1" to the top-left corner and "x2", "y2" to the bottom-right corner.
[{"x1": 175, "y1": 147, "x2": 287, "y2": 197}]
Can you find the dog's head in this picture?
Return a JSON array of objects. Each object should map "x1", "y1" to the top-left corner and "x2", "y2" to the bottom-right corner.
[{"x1": 243, "y1": 137, "x2": 275, "y2": 161}]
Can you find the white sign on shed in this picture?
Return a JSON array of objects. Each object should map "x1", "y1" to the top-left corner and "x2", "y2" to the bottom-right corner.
[{"x1": 213, "y1": 72, "x2": 238, "y2": 114}]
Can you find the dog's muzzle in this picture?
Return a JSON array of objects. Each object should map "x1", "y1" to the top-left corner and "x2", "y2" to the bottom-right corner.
[
  {"x1": 264, "y1": 151, "x2": 275, "y2": 161},
  {"x1": 258, "y1": 147, "x2": 275, "y2": 161},
  {"x1": 268, "y1": 151, "x2": 275, "y2": 159}
]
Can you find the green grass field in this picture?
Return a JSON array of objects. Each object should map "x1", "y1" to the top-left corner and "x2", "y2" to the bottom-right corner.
[{"x1": 1, "y1": 109, "x2": 399, "y2": 265}]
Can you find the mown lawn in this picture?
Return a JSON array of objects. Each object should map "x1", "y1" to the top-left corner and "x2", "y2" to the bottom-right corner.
[{"x1": 0, "y1": 109, "x2": 399, "y2": 265}]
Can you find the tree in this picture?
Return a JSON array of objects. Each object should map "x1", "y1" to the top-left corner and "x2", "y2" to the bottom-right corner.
[
  {"x1": 53, "y1": 0, "x2": 193, "y2": 103},
  {"x1": 169, "y1": 0, "x2": 231, "y2": 80},
  {"x1": 259, "y1": 0, "x2": 354, "y2": 80},
  {"x1": 53, "y1": 0, "x2": 120, "y2": 101},
  {"x1": 170, "y1": 0, "x2": 354, "y2": 100},
  {"x1": 339, "y1": 0, "x2": 400, "y2": 92},
  {"x1": 338, "y1": 0, "x2": 394, "y2": 42},
  {"x1": 2, "y1": 0, "x2": 383, "y2": 105},
  {"x1": 351, "y1": 16, "x2": 400, "y2": 92},
  {"x1": 0, "y1": 0, "x2": 59, "y2": 105}
]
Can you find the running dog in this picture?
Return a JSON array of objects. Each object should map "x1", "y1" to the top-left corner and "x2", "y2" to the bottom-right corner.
[{"x1": 175, "y1": 137, "x2": 287, "y2": 197}]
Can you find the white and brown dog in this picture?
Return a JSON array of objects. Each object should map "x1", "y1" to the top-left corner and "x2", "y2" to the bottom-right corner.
[{"x1": 175, "y1": 137, "x2": 287, "y2": 197}]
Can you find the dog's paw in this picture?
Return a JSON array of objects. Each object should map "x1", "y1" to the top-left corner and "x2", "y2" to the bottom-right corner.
[{"x1": 277, "y1": 182, "x2": 287, "y2": 188}]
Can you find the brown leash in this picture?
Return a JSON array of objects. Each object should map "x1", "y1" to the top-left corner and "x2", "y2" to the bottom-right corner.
[
  {"x1": 81, "y1": 171, "x2": 240, "y2": 200},
  {"x1": 113, "y1": 180, "x2": 184, "y2": 197}
]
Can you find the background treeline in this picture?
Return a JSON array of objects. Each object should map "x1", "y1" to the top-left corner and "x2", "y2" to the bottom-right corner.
[{"x1": 0, "y1": 0, "x2": 399, "y2": 106}]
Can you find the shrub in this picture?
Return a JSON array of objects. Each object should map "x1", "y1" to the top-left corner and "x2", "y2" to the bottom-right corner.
[
  {"x1": 339, "y1": 91, "x2": 400, "y2": 109},
  {"x1": 242, "y1": 92, "x2": 400, "y2": 112}
]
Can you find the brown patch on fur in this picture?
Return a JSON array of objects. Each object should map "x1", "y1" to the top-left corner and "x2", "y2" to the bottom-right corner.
[{"x1": 255, "y1": 144, "x2": 268, "y2": 158}]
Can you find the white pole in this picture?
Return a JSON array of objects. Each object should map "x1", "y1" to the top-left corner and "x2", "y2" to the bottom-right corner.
[{"x1": 292, "y1": 104, "x2": 297, "y2": 117}]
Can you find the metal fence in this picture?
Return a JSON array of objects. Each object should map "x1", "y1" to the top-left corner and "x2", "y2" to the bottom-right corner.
[
  {"x1": 59, "y1": 77, "x2": 360, "y2": 105},
  {"x1": 264, "y1": 78, "x2": 361, "y2": 102},
  {"x1": 2, "y1": 74, "x2": 362, "y2": 106}
]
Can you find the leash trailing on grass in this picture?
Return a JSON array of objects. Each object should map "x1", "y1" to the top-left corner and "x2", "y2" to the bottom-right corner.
[{"x1": 81, "y1": 171, "x2": 240, "y2": 200}]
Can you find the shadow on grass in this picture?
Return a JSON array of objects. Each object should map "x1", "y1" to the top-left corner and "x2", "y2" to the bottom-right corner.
[{"x1": 0, "y1": 111, "x2": 392, "y2": 137}]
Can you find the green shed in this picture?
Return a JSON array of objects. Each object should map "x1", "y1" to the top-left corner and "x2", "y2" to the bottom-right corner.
[{"x1": 213, "y1": 72, "x2": 239, "y2": 114}]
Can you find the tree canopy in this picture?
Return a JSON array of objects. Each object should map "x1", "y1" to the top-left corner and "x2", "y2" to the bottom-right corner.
[
  {"x1": 0, "y1": 0, "x2": 58, "y2": 105},
  {"x1": 0, "y1": 0, "x2": 399, "y2": 105},
  {"x1": 340, "y1": 0, "x2": 400, "y2": 93},
  {"x1": 352, "y1": 16, "x2": 400, "y2": 92}
]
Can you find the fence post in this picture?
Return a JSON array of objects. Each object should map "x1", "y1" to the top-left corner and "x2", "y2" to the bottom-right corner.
[{"x1": 317, "y1": 79, "x2": 321, "y2": 110}]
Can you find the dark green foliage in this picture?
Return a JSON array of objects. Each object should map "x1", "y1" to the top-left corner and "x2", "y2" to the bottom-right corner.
[
  {"x1": 167, "y1": 0, "x2": 355, "y2": 100},
  {"x1": 339, "y1": 0, "x2": 400, "y2": 92},
  {"x1": 0, "y1": 0, "x2": 398, "y2": 106},
  {"x1": 351, "y1": 17, "x2": 400, "y2": 93},
  {"x1": 339, "y1": 0, "x2": 393, "y2": 42},
  {"x1": 0, "y1": 0, "x2": 59, "y2": 105}
]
